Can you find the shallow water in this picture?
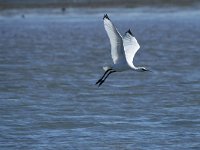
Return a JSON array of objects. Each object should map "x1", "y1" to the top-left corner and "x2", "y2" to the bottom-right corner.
[{"x1": 0, "y1": 8, "x2": 200, "y2": 150}]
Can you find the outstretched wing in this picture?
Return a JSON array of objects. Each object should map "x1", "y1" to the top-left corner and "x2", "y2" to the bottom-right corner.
[
  {"x1": 103, "y1": 14, "x2": 124, "y2": 64},
  {"x1": 123, "y1": 29, "x2": 140, "y2": 68}
]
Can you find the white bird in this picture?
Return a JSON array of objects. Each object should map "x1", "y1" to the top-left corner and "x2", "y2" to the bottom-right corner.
[{"x1": 96, "y1": 14, "x2": 149, "y2": 87}]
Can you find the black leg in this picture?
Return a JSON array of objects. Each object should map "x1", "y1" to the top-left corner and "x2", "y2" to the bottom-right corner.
[
  {"x1": 98, "y1": 70, "x2": 116, "y2": 87},
  {"x1": 96, "y1": 69, "x2": 112, "y2": 85}
]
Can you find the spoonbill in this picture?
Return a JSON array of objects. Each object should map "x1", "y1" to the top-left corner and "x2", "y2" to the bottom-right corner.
[{"x1": 96, "y1": 14, "x2": 149, "y2": 87}]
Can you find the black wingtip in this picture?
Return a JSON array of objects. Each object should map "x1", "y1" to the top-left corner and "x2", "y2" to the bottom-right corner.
[
  {"x1": 103, "y1": 14, "x2": 109, "y2": 20},
  {"x1": 126, "y1": 29, "x2": 133, "y2": 35}
]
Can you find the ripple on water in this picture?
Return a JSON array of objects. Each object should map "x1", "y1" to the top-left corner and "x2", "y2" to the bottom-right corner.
[{"x1": 0, "y1": 8, "x2": 200, "y2": 150}]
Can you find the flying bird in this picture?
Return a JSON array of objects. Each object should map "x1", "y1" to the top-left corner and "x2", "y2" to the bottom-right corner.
[{"x1": 96, "y1": 14, "x2": 149, "y2": 87}]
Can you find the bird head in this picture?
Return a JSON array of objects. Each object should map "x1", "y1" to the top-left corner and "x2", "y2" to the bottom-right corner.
[{"x1": 138, "y1": 67, "x2": 149, "y2": 72}]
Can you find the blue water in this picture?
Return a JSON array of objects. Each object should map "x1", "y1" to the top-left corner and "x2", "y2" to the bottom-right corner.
[{"x1": 0, "y1": 8, "x2": 200, "y2": 149}]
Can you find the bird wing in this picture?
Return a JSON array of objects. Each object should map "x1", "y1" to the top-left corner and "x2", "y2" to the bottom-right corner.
[
  {"x1": 103, "y1": 14, "x2": 124, "y2": 64},
  {"x1": 123, "y1": 29, "x2": 140, "y2": 68}
]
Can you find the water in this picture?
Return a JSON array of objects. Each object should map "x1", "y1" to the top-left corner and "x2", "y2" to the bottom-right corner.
[{"x1": 0, "y1": 8, "x2": 200, "y2": 150}]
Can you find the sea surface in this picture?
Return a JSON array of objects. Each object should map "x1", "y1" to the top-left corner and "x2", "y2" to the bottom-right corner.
[{"x1": 0, "y1": 8, "x2": 200, "y2": 150}]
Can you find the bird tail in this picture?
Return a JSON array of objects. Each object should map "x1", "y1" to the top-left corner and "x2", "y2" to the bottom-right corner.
[{"x1": 103, "y1": 66, "x2": 111, "y2": 71}]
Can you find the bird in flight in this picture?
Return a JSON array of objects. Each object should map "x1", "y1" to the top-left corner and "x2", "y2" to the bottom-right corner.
[{"x1": 96, "y1": 14, "x2": 149, "y2": 87}]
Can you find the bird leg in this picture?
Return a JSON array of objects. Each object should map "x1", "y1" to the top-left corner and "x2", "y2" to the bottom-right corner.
[
  {"x1": 98, "y1": 70, "x2": 116, "y2": 87},
  {"x1": 96, "y1": 69, "x2": 112, "y2": 85}
]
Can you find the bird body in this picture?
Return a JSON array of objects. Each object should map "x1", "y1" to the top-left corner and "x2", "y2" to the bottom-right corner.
[
  {"x1": 96, "y1": 14, "x2": 148, "y2": 87},
  {"x1": 104, "y1": 62, "x2": 129, "y2": 72}
]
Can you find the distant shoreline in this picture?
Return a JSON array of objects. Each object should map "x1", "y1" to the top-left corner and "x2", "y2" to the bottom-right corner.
[{"x1": 0, "y1": 1, "x2": 199, "y2": 10}]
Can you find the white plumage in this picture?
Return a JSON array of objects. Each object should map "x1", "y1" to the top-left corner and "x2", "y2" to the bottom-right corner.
[
  {"x1": 96, "y1": 14, "x2": 148, "y2": 87},
  {"x1": 103, "y1": 15, "x2": 125, "y2": 65},
  {"x1": 123, "y1": 30, "x2": 140, "y2": 69}
]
